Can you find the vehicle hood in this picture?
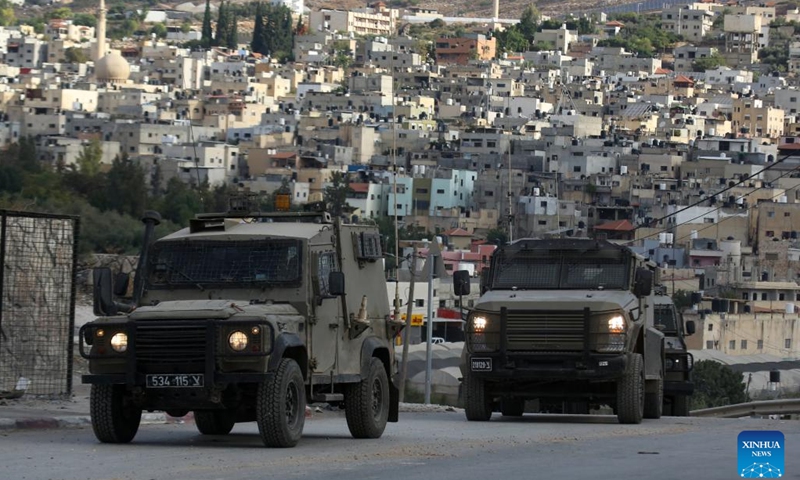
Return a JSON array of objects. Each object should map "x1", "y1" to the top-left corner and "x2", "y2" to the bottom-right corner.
[
  {"x1": 129, "y1": 299, "x2": 303, "y2": 322},
  {"x1": 475, "y1": 290, "x2": 638, "y2": 313}
]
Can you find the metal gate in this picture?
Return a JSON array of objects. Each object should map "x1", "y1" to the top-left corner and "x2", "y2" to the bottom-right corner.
[{"x1": 0, "y1": 211, "x2": 79, "y2": 397}]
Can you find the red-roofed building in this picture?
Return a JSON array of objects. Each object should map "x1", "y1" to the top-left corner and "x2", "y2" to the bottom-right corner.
[
  {"x1": 443, "y1": 227, "x2": 473, "y2": 249},
  {"x1": 593, "y1": 219, "x2": 635, "y2": 241}
]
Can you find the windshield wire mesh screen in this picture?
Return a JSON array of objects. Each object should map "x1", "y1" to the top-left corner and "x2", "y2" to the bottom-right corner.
[
  {"x1": 494, "y1": 250, "x2": 628, "y2": 289},
  {"x1": 148, "y1": 239, "x2": 302, "y2": 287}
]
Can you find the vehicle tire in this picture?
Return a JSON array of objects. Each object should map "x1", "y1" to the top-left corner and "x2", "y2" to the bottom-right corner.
[
  {"x1": 501, "y1": 397, "x2": 525, "y2": 417},
  {"x1": 195, "y1": 410, "x2": 236, "y2": 435},
  {"x1": 616, "y1": 353, "x2": 644, "y2": 424},
  {"x1": 463, "y1": 371, "x2": 492, "y2": 421},
  {"x1": 90, "y1": 384, "x2": 142, "y2": 444},
  {"x1": 672, "y1": 395, "x2": 690, "y2": 417},
  {"x1": 643, "y1": 376, "x2": 663, "y2": 419},
  {"x1": 256, "y1": 358, "x2": 306, "y2": 448},
  {"x1": 344, "y1": 357, "x2": 390, "y2": 439}
]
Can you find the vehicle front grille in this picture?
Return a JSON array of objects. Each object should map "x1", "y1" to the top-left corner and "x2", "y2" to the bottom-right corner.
[
  {"x1": 505, "y1": 310, "x2": 585, "y2": 352},
  {"x1": 135, "y1": 322, "x2": 208, "y2": 373}
]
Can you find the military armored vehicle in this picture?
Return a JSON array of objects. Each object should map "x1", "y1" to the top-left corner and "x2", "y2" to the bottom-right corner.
[
  {"x1": 454, "y1": 238, "x2": 665, "y2": 424},
  {"x1": 80, "y1": 201, "x2": 401, "y2": 447},
  {"x1": 653, "y1": 293, "x2": 695, "y2": 416}
]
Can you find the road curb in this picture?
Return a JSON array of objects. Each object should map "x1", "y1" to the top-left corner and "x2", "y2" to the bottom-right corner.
[{"x1": 0, "y1": 413, "x2": 168, "y2": 431}]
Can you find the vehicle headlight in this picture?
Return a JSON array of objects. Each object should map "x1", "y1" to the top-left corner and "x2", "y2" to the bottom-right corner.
[
  {"x1": 608, "y1": 315, "x2": 625, "y2": 334},
  {"x1": 228, "y1": 331, "x2": 248, "y2": 351},
  {"x1": 472, "y1": 315, "x2": 488, "y2": 332},
  {"x1": 110, "y1": 332, "x2": 128, "y2": 353}
]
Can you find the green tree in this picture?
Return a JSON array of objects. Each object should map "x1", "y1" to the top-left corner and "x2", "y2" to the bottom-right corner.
[
  {"x1": 201, "y1": 0, "x2": 213, "y2": 46},
  {"x1": 332, "y1": 39, "x2": 352, "y2": 68},
  {"x1": 226, "y1": 10, "x2": 238, "y2": 49},
  {"x1": 495, "y1": 25, "x2": 528, "y2": 54},
  {"x1": 149, "y1": 23, "x2": 167, "y2": 38},
  {"x1": 485, "y1": 228, "x2": 508, "y2": 246},
  {"x1": 72, "y1": 12, "x2": 97, "y2": 27},
  {"x1": 105, "y1": 154, "x2": 146, "y2": 217},
  {"x1": 323, "y1": 171, "x2": 352, "y2": 217},
  {"x1": 214, "y1": 1, "x2": 229, "y2": 47},
  {"x1": 518, "y1": 4, "x2": 539, "y2": 41},
  {"x1": 76, "y1": 139, "x2": 103, "y2": 176},
  {"x1": 46, "y1": 7, "x2": 74, "y2": 20},
  {"x1": 692, "y1": 51, "x2": 726, "y2": 71},
  {"x1": 691, "y1": 360, "x2": 747, "y2": 410},
  {"x1": 0, "y1": 0, "x2": 15, "y2": 27},
  {"x1": 65, "y1": 47, "x2": 89, "y2": 63},
  {"x1": 251, "y1": 2, "x2": 267, "y2": 54}
]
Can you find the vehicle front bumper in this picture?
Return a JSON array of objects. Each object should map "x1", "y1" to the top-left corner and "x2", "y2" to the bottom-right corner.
[
  {"x1": 664, "y1": 380, "x2": 694, "y2": 395},
  {"x1": 466, "y1": 351, "x2": 630, "y2": 381}
]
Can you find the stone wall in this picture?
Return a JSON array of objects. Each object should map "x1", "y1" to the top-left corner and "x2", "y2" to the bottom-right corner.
[{"x1": 0, "y1": 214, "x2": 76, "y2": 396}]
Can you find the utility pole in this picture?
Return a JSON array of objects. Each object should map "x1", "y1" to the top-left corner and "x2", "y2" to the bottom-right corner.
[
  {"x1": 424, "y1": 253, "x2": 436, "y2": 404},
  {"x1": 398, "y1": 250, "x2": 417, "y2": 403}
]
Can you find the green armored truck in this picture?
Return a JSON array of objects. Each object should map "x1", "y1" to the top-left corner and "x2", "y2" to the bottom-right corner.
[
  {"x1": 454, "y1": 238, "x2": 666, "y2": 424},
  {"x1": 653, "y1": 294, "x2": 695, "y2": 416},
  {"x1": 80, "y1": 202, "x2": 401, "y2": 447}
]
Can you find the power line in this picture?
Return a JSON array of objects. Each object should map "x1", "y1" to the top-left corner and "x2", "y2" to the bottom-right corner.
[
  {"x1": 633, "y1": 153, "x2": 796, "y2": 233},
  {"x1": 633, "y1": 163, "x2": 800, "y2": 244},
  {"x1": 668, "y1": 173, "x2": 800, "y2": 246}
]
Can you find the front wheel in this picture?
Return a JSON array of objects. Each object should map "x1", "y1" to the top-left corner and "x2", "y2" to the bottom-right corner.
[
  {"x1": 195, "y1": 410, "x2": 236, "y2": 435},
  {"x1": 90, "y1": 384, "x2": 142, "y2": 444},
  {"x1": 256, "y1": 358, "x2": 306, "y2": 448},
  {"x1": 463, "y1": 371, "x2": 492, "y2": 421},
  {"x1": 345, "y1": 357, "x2": 390, "y2": 439},
  {"x1": 616, "y1": 353, "x2": 644, "y2": 424}
]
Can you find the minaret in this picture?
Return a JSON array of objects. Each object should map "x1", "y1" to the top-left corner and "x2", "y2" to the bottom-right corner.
[
  {"x1": 492, "y1": 0, "x2": 499, "y2": 20},
  {"x1": 95, "y1": 0, "x2": 107, "y2": 61}
]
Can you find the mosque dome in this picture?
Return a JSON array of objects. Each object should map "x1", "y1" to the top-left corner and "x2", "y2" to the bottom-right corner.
[{"x1": 96, "y1": 52, "x2": 130, "y2": 83}]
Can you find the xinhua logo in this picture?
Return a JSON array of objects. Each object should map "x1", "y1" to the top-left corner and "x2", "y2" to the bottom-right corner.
[{"x1": 738, "y1": 431, "x2": 785, "y2": 478}]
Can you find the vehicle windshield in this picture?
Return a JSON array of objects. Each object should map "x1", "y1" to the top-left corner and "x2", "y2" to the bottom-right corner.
[
  {"x1": 654, "y1": 305, "x2": 679, "y2": 333},
  {"x1": 147, "y1": 239, "x2": 302, "y2": 288},
  {"x1": 491, "y1": 249, "x2": 630, "y2": 290}
]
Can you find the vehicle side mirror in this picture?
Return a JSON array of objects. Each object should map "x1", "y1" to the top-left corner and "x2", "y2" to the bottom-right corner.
[
  {"x1": 93, "y1": 267, "x2": 118, "y2": 316},
  {"x1": 480, "y1": 267, "x2": 490, "y2": 295},
  {"x1": 633, "y1": 268, "x2": 653, "y2": 297},
  {"x1": 685, "y1": 320, "x2": 696, "y2": 336},
  {"x1": 453, "y1": 270, "x2": 471, "y2": 296},
  {"x1": 328, "y1": 271, "x2": 345, "y2": 296}
]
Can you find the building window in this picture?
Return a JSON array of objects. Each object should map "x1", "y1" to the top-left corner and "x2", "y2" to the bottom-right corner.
[
  {"x1": 415, "y1": 299, "x2": 424, "y2": 307},
  {"x1": 758, "y1": 339, "x2": 763, "y2": 350},
  {"x1": 785, "y1": 212, "x2": 791, "y2": 217},
  {"x1": 786, "y1": 338, "x2": 793, "y2": 349},
  {"x1": 706, "y1": 340, "x2": 714, "y2": 349},
  {"x1": 729, "y1": 340, "x2": 735, "y2": 350},
  {"x1": 766, "y1": 231, "x2": 774, "y2": 237},
  {"x1": 708, "y1": 323, "x2": 713, "y2": 331},
  {"x1": 780, "y1": 293, "x2": 786, "y2": 301},
  {"x1": 439, "y1": 300, "x2": 447, "y2": 308},
  {"x1": 767, "y1": 211, "x2": 775, "y2": 218},
  {"x1": 742, "y1": 293, "x2": 749, "y2": 300},
  {"x1": 741, "y1": 339, "x2": 747, "y2": 350},
  {"x1": 762, "y1": 293, "x2": 768, "y2": 301}
]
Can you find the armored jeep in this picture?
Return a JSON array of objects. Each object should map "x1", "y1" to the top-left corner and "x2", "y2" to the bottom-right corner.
[
  {"x1": 653, "y1": 294, "x2": 695, "y2": 416},
  {"x1": 80, "y1": 205, "x2": 401, "y2": 447},
  {"x1": 454, "y1": 238, "x2": 666, "y2": 424}
]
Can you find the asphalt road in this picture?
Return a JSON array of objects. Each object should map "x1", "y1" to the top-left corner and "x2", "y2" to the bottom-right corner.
[{"x1": 1, "y1": 411, "x2": 798, "y2": 480}]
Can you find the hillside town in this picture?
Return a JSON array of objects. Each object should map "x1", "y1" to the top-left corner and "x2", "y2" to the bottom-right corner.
[{"x1": 0, "y1": 0, "x2": 799, "y2": 374}]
